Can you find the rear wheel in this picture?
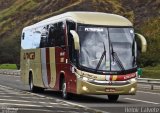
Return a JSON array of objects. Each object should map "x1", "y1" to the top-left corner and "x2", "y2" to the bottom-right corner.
[
  {"x1": 29, "y1": 75, "x2": 35, "y2": 92},
  {"x1": 61, "y1": 79, "x2": 69, "y2": 99},
  {"x1": 108, "y1": 95, "x2": 119, "y2": 102},
  {"x1": 29, "y1": 74, "x2": 44, "y2": 93}
]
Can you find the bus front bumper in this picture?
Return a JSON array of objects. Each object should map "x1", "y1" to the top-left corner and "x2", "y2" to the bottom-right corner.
[{"x1": 76, "y1": 78, "x2": 137, "y2": 95}]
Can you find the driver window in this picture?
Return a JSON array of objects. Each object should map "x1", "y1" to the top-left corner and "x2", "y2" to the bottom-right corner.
[{"x1": 67, "y1": 21, "x2": 76, "y2": 64}]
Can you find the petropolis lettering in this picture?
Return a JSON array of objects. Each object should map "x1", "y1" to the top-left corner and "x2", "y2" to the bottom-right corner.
[{"x1": 85, "y1": 28, "x2": 104, "y2": 32}]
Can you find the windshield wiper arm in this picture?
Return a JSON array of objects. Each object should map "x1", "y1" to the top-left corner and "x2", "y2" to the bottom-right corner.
[
  {"x1": 95, "y1": 43, "x2": 106, "y2": 72},
  {"x1": 108, "y1": 31, "x2": 125, "y2": 71},
  {"x1": 112, "y1": 51, "x2": 125, "y2": 71},
  {"x1": 132, "y1": 39, "x2": 136, "y2": 67}
]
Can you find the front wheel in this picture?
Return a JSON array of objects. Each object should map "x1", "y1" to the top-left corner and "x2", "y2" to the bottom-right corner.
[
  {"x1": 108, "y1": 95, "x2": 119, "y2": 102},
  {"x1": 62, "y1": 79, "x2": 69, "y2": 99}
]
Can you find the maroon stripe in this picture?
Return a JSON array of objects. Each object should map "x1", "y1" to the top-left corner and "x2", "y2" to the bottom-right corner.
[
  {"x1": 46, "y1": 48, "x2": 51, "y2": 85},
  {"x1": 110, "y1": 75, "x2": 112, "y2": 81}
]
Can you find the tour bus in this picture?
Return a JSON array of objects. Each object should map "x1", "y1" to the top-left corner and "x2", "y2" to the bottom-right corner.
[{"x1": 20, "y1": 12, "x2": 147, "y2": 101}]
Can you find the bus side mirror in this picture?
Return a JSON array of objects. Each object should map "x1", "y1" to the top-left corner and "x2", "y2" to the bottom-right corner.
[
  {"x1": 70, "y1": 30, "x2": 80, "y2": 50},
  {"x1": 135, "y1": 33, "x2": 147, "y2": 53}
]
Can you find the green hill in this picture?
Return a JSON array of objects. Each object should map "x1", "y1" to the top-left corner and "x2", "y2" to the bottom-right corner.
[{"x1": 0, "y1": 0, "x2": 160, "y2": 71}]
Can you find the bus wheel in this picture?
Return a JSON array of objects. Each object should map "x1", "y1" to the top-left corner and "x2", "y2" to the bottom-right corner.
[
  {"x1": 29, "y1": 74, "x2": 44, "y2": 93},
  {"x1": 29, "y1": 75, "x2": 35, "y2": 92},
  {"x1": 62, "y1": 79, "x2": 69, "y2": 99},
  {"x1": 108, "y1": 95, "x2": 119, "y2": 102}
]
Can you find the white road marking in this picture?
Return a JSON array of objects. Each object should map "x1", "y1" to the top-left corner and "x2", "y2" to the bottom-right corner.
[
  {"x1": 20, "y1": 97, "x2": 46, "y2": 99},
  {"x1": 26, "y1": 91, "x2": 107, "y2": 113},
  {"x1": 0, "y1": 98, "x2": 59, "y2": 105},
  {"x1": 0, "y1": 103, "x2": 44, "y2": 107},
  {"x1": 0, "y1": 84, "x2": 104, "y2": 113},
  {"x1": 18, "y1": 108, "x2": 53, "y2": 112},
  {"x1": 0, "y1": 96, "x2": 12, "y2": 98},
  {"x1": 0, "y1": 93, "x2": 32, "y2": 95},
  {"x1": 125, "y1": 98, "x2": 160, "y2": 105},
  {"x1": 137, "y1": 91, "x2": 160, "y2": 95}
]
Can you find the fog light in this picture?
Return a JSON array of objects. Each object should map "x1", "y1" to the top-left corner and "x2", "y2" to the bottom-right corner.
[
  {"x1": 82, "y1": 86, "x2": 88, "y2": 91},
  {"x1": 129, "y1": 87, "x2": 135, "y2": 93}
]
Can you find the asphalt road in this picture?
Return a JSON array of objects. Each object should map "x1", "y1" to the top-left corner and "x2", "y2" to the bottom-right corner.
[{"x1": 0, "y1": 74, "x2": 160, "y2": 113}]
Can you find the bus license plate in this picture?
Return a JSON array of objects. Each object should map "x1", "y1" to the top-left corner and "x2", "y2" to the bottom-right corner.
[{"x1": 105, "y1": 88, "x2": 116, "y2": 92}]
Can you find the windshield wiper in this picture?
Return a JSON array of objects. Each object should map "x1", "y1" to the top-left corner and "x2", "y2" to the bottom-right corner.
[
  {"x1": 108, "y1": 30, "x2": 125, "y2": 71},
  {"x1": 112, "y1": 50, "x2": 125, "y2": 71},
  {"x1": 95, "y1": 42, "x2": 106, "y2": 72},
  {"x1": 132, "y1": 39, "x2": 137, "y2": 67}
]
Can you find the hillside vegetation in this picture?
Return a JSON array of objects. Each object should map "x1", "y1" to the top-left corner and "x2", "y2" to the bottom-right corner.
[{"x1": 0, "y1": 0, "x2": 160, "y2": 69}]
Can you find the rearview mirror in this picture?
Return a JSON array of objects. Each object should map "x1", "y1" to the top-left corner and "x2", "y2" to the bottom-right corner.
[
  {"x1": 135, "y1": 33, "x2": 147, "y2": 53},
  {"x1": 70, "y1": 30, "x2": 80, "y2": 50}
]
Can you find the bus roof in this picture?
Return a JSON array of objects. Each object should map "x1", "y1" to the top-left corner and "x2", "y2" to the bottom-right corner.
[{"x1": 23, "y1": 12, "x2": 132, "y2": 30}]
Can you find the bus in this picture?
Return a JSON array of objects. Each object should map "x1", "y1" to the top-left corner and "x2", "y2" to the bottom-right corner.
[{"x1": 20, "y1": 12, "x2": 147, "y2": 101}]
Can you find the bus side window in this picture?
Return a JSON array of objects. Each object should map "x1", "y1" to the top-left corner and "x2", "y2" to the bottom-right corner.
[
  {"x1": 47, "y1": 24, "x2": 56, "y2": 47},
  {"x1": 55, "y1": 22, "x2": 65, "y2": 47},
  {"x1": 67, "y1": 21, "x2": 76, "y2": 64},
  {"x1": 40, "y1": 26, "x2": 49, "y2": 48}
]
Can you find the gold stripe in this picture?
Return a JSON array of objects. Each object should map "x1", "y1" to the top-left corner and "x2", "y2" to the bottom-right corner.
[
  {"x1": 49, "y1": 48, "x2": 56, "y2": 88},
  {"x1": 112, "y1": 75, "x2": 117, "y2": 81}
]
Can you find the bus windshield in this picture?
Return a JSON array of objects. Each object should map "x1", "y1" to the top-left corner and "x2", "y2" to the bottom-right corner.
[{"x1": 78, "y1": 25, "x2": 136, "y2": 72}]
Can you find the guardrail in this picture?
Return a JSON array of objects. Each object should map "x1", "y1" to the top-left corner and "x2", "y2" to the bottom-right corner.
[
  {"x1": 137, "y1": 78, "x2": 160, "y2": 90},
  {"x1": 0, "y1": 69, "x2": 20, "y2": 76}
]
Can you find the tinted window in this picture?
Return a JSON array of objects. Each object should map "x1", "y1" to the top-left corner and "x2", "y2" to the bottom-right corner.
[
  {"x1": 67, "y1": 21, "x2": 76, "y2": 64},
  {"x1": 55, "y1": 22, "x2": 65, "y2": 46},
  {"x1": 40, "y1": 26, "x2": 49, "y2": 48},
  {"x1": 47, "y1": 24, "x2": 56, "y2": 47}
]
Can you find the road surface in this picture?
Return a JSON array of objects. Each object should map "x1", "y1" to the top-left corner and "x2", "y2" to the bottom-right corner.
[{"x1": 0, "y1": 73, "x2": 159, "y2": 113}]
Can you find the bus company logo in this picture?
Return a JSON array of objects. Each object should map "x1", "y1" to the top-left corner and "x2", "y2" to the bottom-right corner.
[
  {"x1": 124, "y1": 73, "x2": 136, "y2": 80},
  {"x1": 60, "y1": 52, "x2": 65, "y2": 56},
  {"x1": 23, "y1": 52, "x2": 35, "y2": 60}
]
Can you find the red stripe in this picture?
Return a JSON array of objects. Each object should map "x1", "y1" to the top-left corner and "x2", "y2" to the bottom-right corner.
[
  {"x1": 46, "y1": 48, "x2": 51, "y2": 84},
  {"x1": 110, "y1": 75, "x2": 112, "y2": 81},
  {"x1": 109, "y1": 73, "x2": 136, "y2": 81},
  {"x1": 117, "y1": 73, "x2": 136, "y2": 81}
]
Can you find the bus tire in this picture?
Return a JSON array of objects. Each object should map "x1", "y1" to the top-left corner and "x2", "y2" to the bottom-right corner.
[
  {"x1": 29, "y1": 73, "x2": 44, "y2": 93},
  {"x1": 61, "y1": 78, "x2": 69, "y2": 99},
  {"x1": 29, "y1": 74, "x2": 36, "y2": 92},
  {"x1": 108, "y1": 95, "x2": 119, "y2": 102}
]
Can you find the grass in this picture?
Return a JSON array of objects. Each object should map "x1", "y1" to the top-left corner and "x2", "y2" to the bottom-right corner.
[
  {"x1": 0, "y1": 64, "x2": 17, "y2": 70},
  {"x1": 142, "y1": 65, "x2": 160, "y2": 79}
]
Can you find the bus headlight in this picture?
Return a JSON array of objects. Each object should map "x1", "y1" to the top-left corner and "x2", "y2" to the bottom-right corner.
[
  {"x1": 82, "y1": 86, "x2": 88, "y2": 91},
  {"x1": 129, "y1": 87, "x2": 135, "y2": 93}
]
